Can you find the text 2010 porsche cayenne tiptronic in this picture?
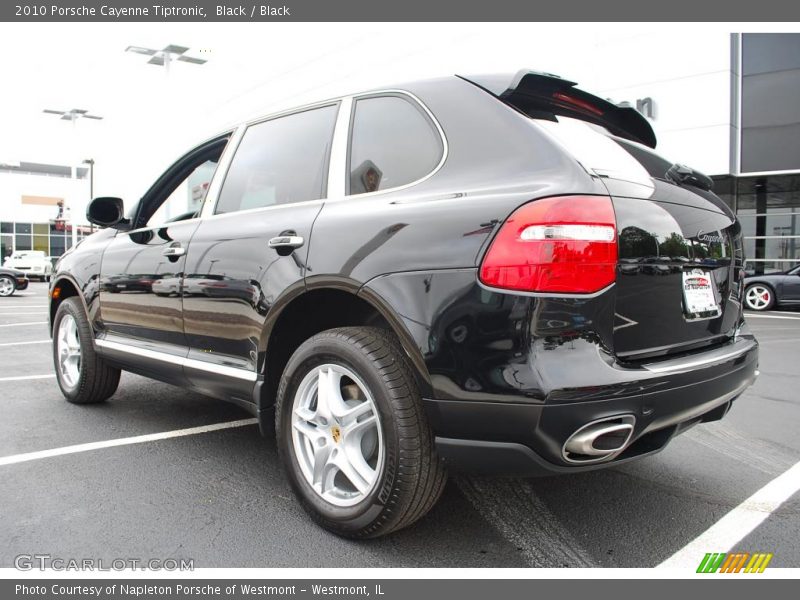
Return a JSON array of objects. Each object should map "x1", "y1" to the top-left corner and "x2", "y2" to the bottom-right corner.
[{"x1": 49, "y1": 71, "x2": 758, "y2": 537}]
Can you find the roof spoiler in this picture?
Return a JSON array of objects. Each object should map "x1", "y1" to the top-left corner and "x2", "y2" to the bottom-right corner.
[{"x1": 459, "y1": 70, "x2": 657, "y2": 149}]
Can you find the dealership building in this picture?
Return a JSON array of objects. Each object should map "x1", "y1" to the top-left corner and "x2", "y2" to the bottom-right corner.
[{"x1": 1, "y1": 32, "x2": 798, "y2": 274}]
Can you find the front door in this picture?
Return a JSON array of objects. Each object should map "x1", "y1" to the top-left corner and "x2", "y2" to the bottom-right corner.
[{"x1": 97, "y1": 136, "x2": 229, "y2": 381}]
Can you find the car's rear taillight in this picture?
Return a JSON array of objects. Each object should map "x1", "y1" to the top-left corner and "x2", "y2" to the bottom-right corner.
[{"x1": 479, "y1": 195, "x2": 617, "y2": 294}]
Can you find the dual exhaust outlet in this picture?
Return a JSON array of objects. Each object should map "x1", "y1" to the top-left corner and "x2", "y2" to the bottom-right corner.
[{"x1": 562, "y1": 415, "x2": 636, "y2": 463}]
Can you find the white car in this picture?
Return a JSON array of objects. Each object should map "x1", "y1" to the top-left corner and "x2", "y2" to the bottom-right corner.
[{"x1": 3, "y1": 250, "x2": 53, "y2": 281}]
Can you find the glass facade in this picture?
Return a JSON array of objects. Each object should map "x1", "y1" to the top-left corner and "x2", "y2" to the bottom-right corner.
[
  {"x1": 0, "y1": 220, "x2": 91, "y2": 263},
  {"x1": 714, "y1": 174, "x2": 800, "y2": 274},
  {"x1": 723, "y1": 34, "x2": 800, "y2": 275}
]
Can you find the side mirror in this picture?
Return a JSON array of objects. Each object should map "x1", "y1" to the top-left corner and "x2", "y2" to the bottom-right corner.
[{"x1": 87, "y1": 197, "x2": 129, "y2": 229}]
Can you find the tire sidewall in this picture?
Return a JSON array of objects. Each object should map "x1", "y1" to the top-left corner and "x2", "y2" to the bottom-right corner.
[
  {"x1": 52, "y1": 298, "x2": 91, "y2": 400},
  {"x1": 277, "y1": 337, "x2": 402, "y2": 533}
]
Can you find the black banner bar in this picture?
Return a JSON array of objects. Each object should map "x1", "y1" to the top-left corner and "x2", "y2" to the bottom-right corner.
[
  {"x1": 2, "y1": 0, "x2": 800, "y2": 22},
  {"x1": 3, "y1": 579, "x2": 799, "y2": 600}
]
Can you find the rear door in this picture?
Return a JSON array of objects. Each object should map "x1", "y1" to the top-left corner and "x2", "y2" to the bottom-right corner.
[{"x1": 182, "y1": 103, "x2": 339, "y2": 402}]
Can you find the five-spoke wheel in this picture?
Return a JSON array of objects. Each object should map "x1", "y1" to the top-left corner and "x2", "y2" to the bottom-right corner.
[
  {"x1": 52, "y1": 297, "x2": 121, "y2": 404},
  {"x1": 744, "y1": 284, "x2": 775, "y2": 311},
  {"x1": 276, "y1": 327, "x2": 446, "y2": 538},
  {"x1": 291, "y1": 364, "x2": 383, "y2": 507},
  {"x1": 56, "y1": 314, "x2": 82, "y2": 389}
]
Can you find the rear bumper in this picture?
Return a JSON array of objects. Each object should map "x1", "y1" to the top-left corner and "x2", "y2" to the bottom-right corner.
[{"x1": 425, "y1": 333, "x2": 759, "y2": 476}]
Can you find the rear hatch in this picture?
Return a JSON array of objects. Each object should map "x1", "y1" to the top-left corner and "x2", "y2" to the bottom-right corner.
[{"x1": 463, "y1": 70, "x2": 745, "y2": 360}]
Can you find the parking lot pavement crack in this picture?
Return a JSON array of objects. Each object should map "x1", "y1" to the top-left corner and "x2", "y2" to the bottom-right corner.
[{"x1": 455, "y1": 476, "x2": 596, "y2": 568}]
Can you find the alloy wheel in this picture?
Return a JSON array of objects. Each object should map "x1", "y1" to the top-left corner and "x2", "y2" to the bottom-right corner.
[
  {"x1": 290, "y1": 363, "x2": 383, "y2": 507},
  {"x1": 0, "y1": 277, "x2": 14, "y2": 297},
  {"x1": 745, "y1": 285, "x2": 772, "y2": 310},
  {"x1": 56, "y1": 314, "x2": 82, "y2": 388}
]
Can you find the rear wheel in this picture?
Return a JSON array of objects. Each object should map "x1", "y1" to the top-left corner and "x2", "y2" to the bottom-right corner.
[
  {"x1": 276, "y1": 327, "x2": 446, "y2": 538},
  {"x1": 52, "y1": 297, "x2": 121, "y2": 404},
  {"x1": 0, "y1": 275, "x2": 16, "y2": 297},
  {"x1": 744, "y1": 284, "x2": 775, "y2": 311}
]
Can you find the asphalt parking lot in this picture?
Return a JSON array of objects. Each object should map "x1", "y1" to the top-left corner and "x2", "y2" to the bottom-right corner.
[{"x1": 1, "y1": 282, "x2": 798, "y2": 569}]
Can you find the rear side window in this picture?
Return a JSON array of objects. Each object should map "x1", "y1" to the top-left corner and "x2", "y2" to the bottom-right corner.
[
  {"x1": 348, "y1": 95, "x2": 443, "y2": 195},
  {"x1": 216, "y1": 104, "x2": 338, "y2": 214}
]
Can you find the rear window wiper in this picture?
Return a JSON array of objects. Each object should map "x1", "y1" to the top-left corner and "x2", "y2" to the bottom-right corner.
[{"x1": 666, "y1": 163, "x2": 714, "y2": 192}]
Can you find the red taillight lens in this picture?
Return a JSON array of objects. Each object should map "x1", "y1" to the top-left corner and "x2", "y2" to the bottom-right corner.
[{"x1": 479, "y1": 195, "x2": 617, "y2": 294}]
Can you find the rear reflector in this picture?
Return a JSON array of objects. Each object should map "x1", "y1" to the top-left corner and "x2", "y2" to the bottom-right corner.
[{"x1": 479, "y1": 195, "x2": 617, "y2": 294}]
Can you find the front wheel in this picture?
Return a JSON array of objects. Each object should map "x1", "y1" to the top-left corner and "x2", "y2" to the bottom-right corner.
[
  {"x1": 0, "y1": 275, "x2": 16, "y2": 297},
  {"x1": 744, "y1": 284, "x2": 775, "y2": 311},
  {"x1": 276, "y1": 327, "x2": 446, "y2": 538},
  {"x1": 52, "y1": 297, "x2": 121, "y2": 404}
]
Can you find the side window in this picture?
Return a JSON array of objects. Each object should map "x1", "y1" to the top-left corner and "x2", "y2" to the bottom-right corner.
[
  {"x1": 215, "y1": 104, "x2": 339, "y2": 214},
  {"x1": 348, "y1": 95, "x2": 443, "y2": 195},
  {"x1": 140, "y1": 136, "x2": 229, "y2": 229},
  {"x1": 147, "y1": 159, "x2": 219, "y2": 227}
]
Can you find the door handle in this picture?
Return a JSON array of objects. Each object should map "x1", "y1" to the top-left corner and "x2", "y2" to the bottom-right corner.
[
  {"x1": 268, "y1": 235, "x2": 304, "y2": 250},
  {"x1": 162, "y1": 246, "x2": 186, "y2": 257}
]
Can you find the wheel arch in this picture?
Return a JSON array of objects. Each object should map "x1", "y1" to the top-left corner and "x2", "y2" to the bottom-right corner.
[
  {"x1": 49, "y1": 275, "x2": 92, "y2": 335},
  {"x1": 259, "y1": 279, "x2": 433, "y2": 420}
]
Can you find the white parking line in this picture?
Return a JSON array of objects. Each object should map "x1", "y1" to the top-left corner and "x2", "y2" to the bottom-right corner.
[
  {"x1": 0, "y1": 312, "x2": 48, "y2": 316},
  {"x1": 0, "y1": 321, "x2": 48, "y2": 327},
  {"x1": 746, "y1": 314, "x2": 800, "y2": 321},
  {"x1": 0, "y1": 305, "x2": 48, "y2": 309},
  {"x1": 0, "y1": 374, "x2": 55, "y2": 382},
  {"x1": 0, "y1": 418, "x2": 259, "y2": 467},
  {"x1": 658, "y1": 460, "x2": 800, "y2": 568},
  {"x1": 0, "y1": 340, "x2": 50, "y2": 347}
]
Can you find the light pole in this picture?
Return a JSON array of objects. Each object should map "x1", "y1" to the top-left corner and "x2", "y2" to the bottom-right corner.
[
  {"x1": 83, "y1": 159, "x2": 95, "y2": 233},
  {"x1": 43, "y1": 109, "x2": 102, "y2": 248}
]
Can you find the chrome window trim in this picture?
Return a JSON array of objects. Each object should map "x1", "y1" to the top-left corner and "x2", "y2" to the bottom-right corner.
[
  {"x1": 327, "y1": 96, "x2": 353, "y2": 199},
  {"x1": 194, "y1": 89, "x2": 448, "y2": 217},
  {"x1": 96, "y1": 338, "x2": 258, "y2": 382},
  {"x1": 200, "y1": 125, "x2": 246, "y2": 220}
]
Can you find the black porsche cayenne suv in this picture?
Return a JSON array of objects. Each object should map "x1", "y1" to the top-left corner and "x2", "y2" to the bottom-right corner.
[{"x1": 50, "y1": 70, "x2": 758, "y2": 538}]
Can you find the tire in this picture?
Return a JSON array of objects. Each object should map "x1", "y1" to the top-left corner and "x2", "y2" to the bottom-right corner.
[
  {"x1": 0, "y1": 275, "x2": 16, "y2": 297},
  {"x1": 52, "y1": 297, "x2": 121, "y2": 404},
  {"x1": 744, "y1": 283, "x2": 776, "y2": 311},
  {"x1": 276, "y1": 327, "x2": 446, "y2": 538}
]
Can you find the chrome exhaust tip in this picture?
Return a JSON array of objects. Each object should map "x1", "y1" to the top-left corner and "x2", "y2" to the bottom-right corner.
[{"x1": 562, "y1": 415, "x2": 636, "y2": 463}]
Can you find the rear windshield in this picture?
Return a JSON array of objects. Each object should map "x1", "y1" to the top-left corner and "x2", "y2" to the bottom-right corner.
[{"x1": 533, "y1": 116, "x2": 673, "y2": 183}]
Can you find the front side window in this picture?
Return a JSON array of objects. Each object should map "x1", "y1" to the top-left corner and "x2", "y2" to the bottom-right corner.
[
  {"x1": 138, "y1": 136, "x2": 229, "y2": 229},
  {"x1": 348, "y1": 95, "x2": 443, "y2": 195},
  {"x1": 147, "y1": 159, "x2": 220, "y2": 227},
  {"x1": 215, "y1": 104, "x2": 339, "y2": 214}
]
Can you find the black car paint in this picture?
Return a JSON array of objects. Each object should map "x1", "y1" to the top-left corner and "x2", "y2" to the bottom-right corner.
[{"x1": 49, "y1": 75, "x2": 758, "y2": 475}]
